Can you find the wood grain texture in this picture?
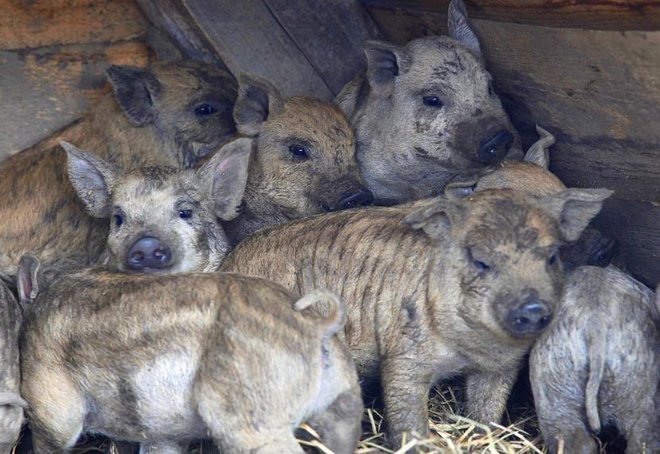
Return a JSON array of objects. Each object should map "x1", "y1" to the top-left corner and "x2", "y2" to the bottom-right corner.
[
  {"x1": 362, "y1": 0, "x2": 660, "y2": 30},
  {"x1": 0, "y1": 0, "x2": 147, "y2": 50},
  {"x1": 180, "y1": 0, "x2": 333, "y2": 98},
  {"x1": 368, "y1": 7, "x2": 660, "y2": 286},
  {"x1": 136, "y1": 0, "x2": 227, "y2": 66},
  {"x1": 263, "y1": 0, "x2": 382, "y2": 94}
]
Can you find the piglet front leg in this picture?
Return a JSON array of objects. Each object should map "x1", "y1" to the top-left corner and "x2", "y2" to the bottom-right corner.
[{"x1": 464, "y1": 370, "x2": 517, "y2": 425}]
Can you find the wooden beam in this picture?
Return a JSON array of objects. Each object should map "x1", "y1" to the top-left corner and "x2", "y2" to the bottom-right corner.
[
  {"x1": 0, "y1": 0, "x2": 147, "y2": 50},
  {"x1": 136, "y1": 0, "x2": 227, "y2": 67},
  {"x1": 361, "y1": 0, "x2": 660, "y2": 31},
  {"x1": 137, "y1": 0, "x2": 381, "y2": 99}
]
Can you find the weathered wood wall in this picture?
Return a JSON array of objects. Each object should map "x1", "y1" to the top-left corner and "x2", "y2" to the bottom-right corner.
[
  {"x1": 137, "y1": 0, "x2": 382, "y2": 99},
  {"x1": 0, "y1": 0, "x2": 151, "y2": 159},
  {"x1": 365, "y1": 3, "x2": 660, "y2": 287}
]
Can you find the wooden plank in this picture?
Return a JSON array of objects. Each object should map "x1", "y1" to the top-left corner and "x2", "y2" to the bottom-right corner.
[
  {"x1": 0, "y1": 41, "x2": 150, "y2": 160},
  {"x1": 361, "y1": 0, "x2": 660, "y2": 31},
  {"x1": 593, "y1": 199, "x2": 660, "y2": 288},
  {"x1": 368, "y1": 7, "x2": 660, "y2": 287},
  {"x1": 178, "y1": 0, "x2": 333, "y2": 98},
  {"x1": 136, "y1": 0, "x2": 227, "y2": 67},
  {"x1": 263, "y1": 0, "x2": 382, "y2": 94},
  {"x1": 0, "y1": 0, "x2": 147, "y2": 50}
]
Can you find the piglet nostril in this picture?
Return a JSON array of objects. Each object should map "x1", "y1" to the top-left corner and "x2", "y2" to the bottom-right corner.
[{"x1": 478, "y1": 130, "x2": 514, "y2": 164}]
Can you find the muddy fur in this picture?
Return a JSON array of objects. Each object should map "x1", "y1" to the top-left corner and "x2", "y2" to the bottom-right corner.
[
  {"x1": 18, "y1": 261, "x2": 362, "y2": 454},
  {"x1": 336, "y1": 0, "x2": 522, "y2": 203},
  {"x1": 0, "y1": 61, "x2": 237, "y2": 276},
  {"x1": 530, "y1": 266, "x2": 659, "y2": 454},
  {"x1": 221, "y1": 188, "x2": 611, "y2": 447}
]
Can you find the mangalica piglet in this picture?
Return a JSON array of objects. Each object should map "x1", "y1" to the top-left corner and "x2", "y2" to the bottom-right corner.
[
  {"x1": 221, "y1": 187, "x2": 612, "y2": 447},
  {"x1": 223, "y1": 74, "x2": 372, "y2": 245},
  {"x1": 63, "y1": 138, "x2": 252, "y2": 274},
  {"x1": 0, "y1": 61, "x2": 237, "y2": 276},
  {"x1": 336, "y1": 0, "x2": 522, "y2": 203},
  {"x1": 445, "y1": 126, "x2": 617, "y2": 269},
  {"x1": 530, "y1": 266, "x2": 659, "y2": 454},
  {"x1": 17, "y1": 256, "x2": 362, "y2": 454},
  {"x1": 0, "y1": 276, "x2": 27, "y2": 452}
]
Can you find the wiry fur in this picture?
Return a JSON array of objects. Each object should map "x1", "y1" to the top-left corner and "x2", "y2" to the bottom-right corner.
[
  {"x1": 19, "y1": 267, "x2": 362, "y2": 453},
  {"x1": 65, "y1": 139, "x2": 252, "y2": 274},
  {"x1": 335, "y1": 0, "x2": 522, "y2": 203},
  {"x1": 0, "y1": 60, "x2": 237, "y2": 276},
  {"x1": 224, "y1": 76, "x2": 368, "y2": 245},
  {"x1": 530, "y1": 266, "x2": 659, "y2": 454},
  {"x1": 221, "y1": 188, "x2": 610, "y2": 447},
  {"x1": 0, "y1": 279, "x2": 25, "y2": 452}
]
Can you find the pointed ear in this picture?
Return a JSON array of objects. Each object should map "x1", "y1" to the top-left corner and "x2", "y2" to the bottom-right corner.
[
  {"x1": 403, "y1": 198, "x2": 461, "y2": 241},
  {"x1": 364, "y1": 40, "x2": 410, "y2": 97},
  {"x1": 106, "y1": 65, "x2": 161, "y2": 127},
  {"x1": 539, "y1": 188, "x2": 613, "y2": 242},
  {"x1": 233, "y1": 74, "x2": 284, "y2": 137},
  {"x1": 524, "y1": 125, "x2": 555, "y2": 169},
  {"x1": 444, "y1": 178, "x2": 477, "y2": 200},
  {"x1": 17, "y1": 254, "x2": 40, "y2": 305},
  {"x1": 448, "y1": 0, "x2": 481, "y2": 55},
  {"x1": 62, "y1": 141, "x2": 116, "y2": 218},
  {"x1": 198, "y1": 138, "x2": 253, "y2": 221}
]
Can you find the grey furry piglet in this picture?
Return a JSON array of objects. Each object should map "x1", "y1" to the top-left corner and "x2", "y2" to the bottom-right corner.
[
  {"x1": 0, "y1": 276, "x2": 27, "y2": 452},
  {"x1": 336, "y1": 0, "x2": 522, "y2": 203},
  {"x1": 17, "y1": 256, "x2": 362, "y2": 453},
  {"x1": 530, "y1": 266, "x2": 659, "y2": 454}
]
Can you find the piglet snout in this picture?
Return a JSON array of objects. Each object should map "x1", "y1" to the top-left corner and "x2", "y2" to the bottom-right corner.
[
  {"x1": 127, "y1": 237, "x2": 172, "y2": 271},
  {"x1": 505, "y1": 299, "x2": 552, "y2": 337}
]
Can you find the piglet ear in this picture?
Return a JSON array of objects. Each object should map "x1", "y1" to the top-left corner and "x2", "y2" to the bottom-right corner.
[
  {"x1": 538, "y1": 188, "x2": 613, "y2": 242},
  {"x1": 233, "y1": 74, "x2": 284, "y2": 137},
  {"x1": 17, "y1": 254, "x2": 40, "y2": 305},
  {"x1": 404, "y1": 198, "x2": 462, "y2": 241},
  {"x1": 364, "y1": 40, "x2": 410, "y2": 97},
  {"x1": 524, "y1": 125, "x2": 555, "y2": 169},
  {"x1": 63, "y1": 142, "x2": 116, "y2": 218},
  {"x1": 106, "y1": 65, "x2": 161, "y2": 127},
  {"x1": 198, "y1": 138, "x2": 254, "y2": 221},
  {"x1": 448, "y1": 0, "x2": 482, "y2": 56}
]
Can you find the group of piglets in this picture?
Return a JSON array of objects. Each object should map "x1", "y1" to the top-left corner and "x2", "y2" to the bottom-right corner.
[{"x1": 0, "y1": 0, "x2": 656, "y2": 452}]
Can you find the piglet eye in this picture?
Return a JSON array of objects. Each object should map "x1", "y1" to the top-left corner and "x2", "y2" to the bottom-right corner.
[
  {"x1": 423, "y1": 96, "x2": 443, "y2": 108},
  {"x1": 288, "y1": 144, "x2": 309, "y2": 160},
  {"x1": 548, "y1": 253, "x2": 558, "y2": 266},
  {"x1": 114, "y1": 214, "x2": 123, "y2": 227},
  {"x1": 179, "y1": 209, "x2": 193, "y2": 219},
  {"x1": 473, "y1": 259, "x2": 491, "y2": 272},
  {"x1": 194, "y1": 103, "x2": 217, "y2": 116}
]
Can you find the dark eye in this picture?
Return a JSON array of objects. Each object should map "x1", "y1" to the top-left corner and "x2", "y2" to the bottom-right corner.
[
  {"x1": 288, "y1": 144, "x2": 309, "y2": 160},
  {"x1": 473, "y1": 259, "x2": 491, "y2": 272},
  {"x1": 179, "y1": 209, "x2": 193, "y2": 219},
  {"x1": 548, "y1": 253, "x2": 558, "y2": 266},
  {"x1": 114, "y1": 213, "x2": 123, "y2": 227},
  {"x1": 194, "y1": 103, "x2": 217, "y2": 116},
  {"x1": 423, "y1": 96, "x2": 443, "y2": 108}
]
